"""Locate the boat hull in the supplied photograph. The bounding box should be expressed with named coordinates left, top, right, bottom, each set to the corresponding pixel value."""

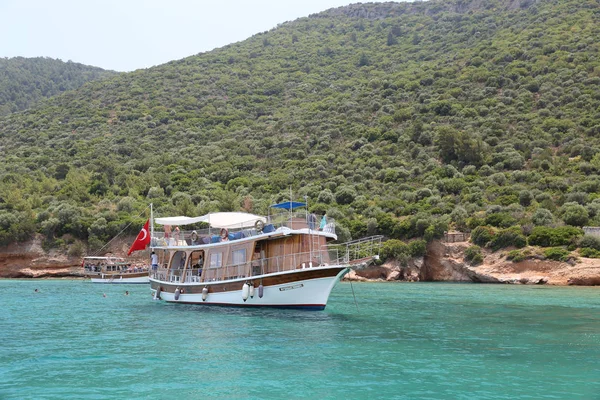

left=89, top=274, right=149, bottom=284
left=150, top=266, right=349, bottom=310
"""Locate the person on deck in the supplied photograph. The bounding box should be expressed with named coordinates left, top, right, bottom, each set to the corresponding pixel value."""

left=151, top=251, right=159, bottom=271
left=319, top=213, right=327, bottom=231
left=308, top=212, right=317, bottom=230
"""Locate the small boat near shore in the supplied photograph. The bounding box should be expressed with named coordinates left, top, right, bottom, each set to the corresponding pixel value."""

left=149, top=202, right=382, bottom=310
left=83, top=256, right=149, bottom=284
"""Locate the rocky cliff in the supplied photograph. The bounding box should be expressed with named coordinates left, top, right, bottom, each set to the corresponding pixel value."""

left=0, top=235, right=80, bottom=278
left=348, top=239, right=600, bottom=286
left=0, top=235, right=144, bottom=279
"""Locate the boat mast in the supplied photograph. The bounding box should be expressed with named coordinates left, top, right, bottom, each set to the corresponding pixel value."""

left=289, top=186, right=293, bottom=224
left=150, top=203, right=154, bottom=250
left=306, top=195, right=313, bottom=262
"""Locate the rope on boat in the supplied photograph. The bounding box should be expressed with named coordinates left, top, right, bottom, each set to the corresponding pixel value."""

left=90, top=205, right=150, bottom=257
left=350, top=280, right=359, bottom=313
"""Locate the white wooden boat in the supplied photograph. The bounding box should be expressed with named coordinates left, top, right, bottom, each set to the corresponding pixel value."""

left=83, top=256, right=149, bottom=284
left=149, top=203, right=381, bottom=310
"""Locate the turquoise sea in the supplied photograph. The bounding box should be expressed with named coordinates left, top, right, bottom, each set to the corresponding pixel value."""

left=0, top=280, right=598, bottom=400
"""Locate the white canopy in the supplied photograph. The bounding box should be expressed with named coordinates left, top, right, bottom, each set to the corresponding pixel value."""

left=154, top=212, right=266, bottom=229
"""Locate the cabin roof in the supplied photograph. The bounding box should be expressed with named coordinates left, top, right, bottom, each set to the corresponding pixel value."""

left=270, top=201, right=306, bottom=210
left=154, top=212, right=266, bottom=229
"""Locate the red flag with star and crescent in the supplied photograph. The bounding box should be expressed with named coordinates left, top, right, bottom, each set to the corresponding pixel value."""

left=127, top=219, right=150, bottom=256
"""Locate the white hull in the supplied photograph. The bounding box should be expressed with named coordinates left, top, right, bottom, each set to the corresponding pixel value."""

left=150, top=267, right=349, bottom=310
left=90, top=275, right=149, bottom=284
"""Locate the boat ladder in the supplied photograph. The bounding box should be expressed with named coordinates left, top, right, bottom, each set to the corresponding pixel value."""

left=309, top=233, right=321, bottom=267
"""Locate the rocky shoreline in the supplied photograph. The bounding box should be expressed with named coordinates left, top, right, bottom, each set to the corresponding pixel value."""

left=2, top=236, right=600, bottom=285
left=347, top=239, right=600, bottom=286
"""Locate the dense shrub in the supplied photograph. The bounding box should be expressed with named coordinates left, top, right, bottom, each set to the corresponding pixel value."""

left=531, top=208, right=554, bottom=226
left=335, top=186, right=357, bottom=205
left=579, top=247, right=600, bottom=258
left=578, top=235, right=600, bottom=251
left=464, top=245, right=483, bottom=265
left=506, top=249, right=528, bottom=262
left=519, top=190, right=533, bottom=207
left=408, top=240, right=427, bottom=257
left=485, top=212, right=517, bottom=228
left=0, top=210, right=36, bottom=245
left=381, top=239, right=409, bottom=261
left=559, top=202, right=589, bottom=226
left=543, top=247, right=570, bottom=262
left=471, top=225, right=495, bottom=247
left=466, top=216, right=485, bottom=230
left=528, top=226, right=583, bottom=247
left=489, top=226, right=526, bottom=251
left=450, top=206, right=468, bottom=230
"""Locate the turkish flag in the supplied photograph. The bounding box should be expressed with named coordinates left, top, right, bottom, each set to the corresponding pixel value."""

left=127, top=219, right=150, bottom=256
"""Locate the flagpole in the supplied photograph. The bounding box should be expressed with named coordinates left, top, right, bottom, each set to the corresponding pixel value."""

left=150, top=203, right=154, bottom=250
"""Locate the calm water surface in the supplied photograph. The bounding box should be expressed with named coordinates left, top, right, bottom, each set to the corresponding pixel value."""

left=0, top=280, right=598, bottom=399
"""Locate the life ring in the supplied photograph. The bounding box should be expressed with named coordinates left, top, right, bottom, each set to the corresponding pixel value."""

left=255, top=220, right=264, bottom=232
left=220, top=228, right=229, bottom=239
left=191, top=231, right=198, bottom=242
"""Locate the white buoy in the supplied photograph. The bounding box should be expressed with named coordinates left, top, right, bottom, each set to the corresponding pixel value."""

left=258, top=284, right=264, bottom=298
left=202, top=287, right=208, bottom=301
left=242, top=283, right=250, bottom=301
left=174, top=288, right=181, bottom=301
left=249, top=284, right=255, bottom=299
left=153, top=287, right=162, bottom=300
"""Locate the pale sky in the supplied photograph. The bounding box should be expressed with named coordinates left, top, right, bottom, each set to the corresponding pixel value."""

left=0, top=0, right=371, bottom=72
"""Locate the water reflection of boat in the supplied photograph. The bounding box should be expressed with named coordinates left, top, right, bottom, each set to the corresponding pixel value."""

left=83, top=256, right=149, bottom=284
left=149, top=202, right=382, bottom=310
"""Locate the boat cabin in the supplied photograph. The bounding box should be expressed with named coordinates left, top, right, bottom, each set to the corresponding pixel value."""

left=150, top=204, right=340, bottom=284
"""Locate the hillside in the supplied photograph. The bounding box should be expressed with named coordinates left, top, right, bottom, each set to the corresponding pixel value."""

left=0, top=57, right=118, bottom=116
left=0, top=0, right=600, bottom=262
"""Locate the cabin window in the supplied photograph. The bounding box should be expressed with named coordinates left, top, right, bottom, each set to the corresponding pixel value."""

left=209, top=252, right=223, bottom=268
left=190, top=250, right=205, bottom=268
left=173, top=251, right=187, bottom=269
left=232, top=249, right=246, bottom=266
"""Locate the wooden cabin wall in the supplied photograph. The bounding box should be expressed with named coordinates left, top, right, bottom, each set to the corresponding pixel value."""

left=263, top=235, right=331, bottom=272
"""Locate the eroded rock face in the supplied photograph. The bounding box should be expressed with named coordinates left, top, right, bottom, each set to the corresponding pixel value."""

left=421, top=240, right=475, bottom=282
left=0, top=236, right=81, bottom=278
left=0, top=234, right=140, bottom=279
left=349, top=257, right=423, bottom=282
left=568, top=277, right=600, bottom=286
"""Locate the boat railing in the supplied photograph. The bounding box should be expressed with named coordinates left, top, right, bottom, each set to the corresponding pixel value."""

left=83, top=265, right=148, bottom=274
left=150, top=214, right=336, bottom=247
left=150, top=247, right=341, bottom=284
left=328, top=235, right=384, bottom=265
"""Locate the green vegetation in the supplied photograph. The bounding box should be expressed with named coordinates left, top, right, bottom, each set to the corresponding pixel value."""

left=464, top=245, right=483, bottom=265
left=0, top=0, right=600, bottom=257
left=578, top=235, right=600, bottom=251
left=527, top=226, right=583, bottom=247
left=489, top=226, right=526, bottom=251
left=0, top=57, right=118, bottom=116
left=471, top=226, right=495, bottom=247
left=543, top=247, right=571, bottom=262
left=506, top=249, right=527, bottom=263
left=579, top=247, right=600, bottom=258
left=381, top=238, right=426, bottom=264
